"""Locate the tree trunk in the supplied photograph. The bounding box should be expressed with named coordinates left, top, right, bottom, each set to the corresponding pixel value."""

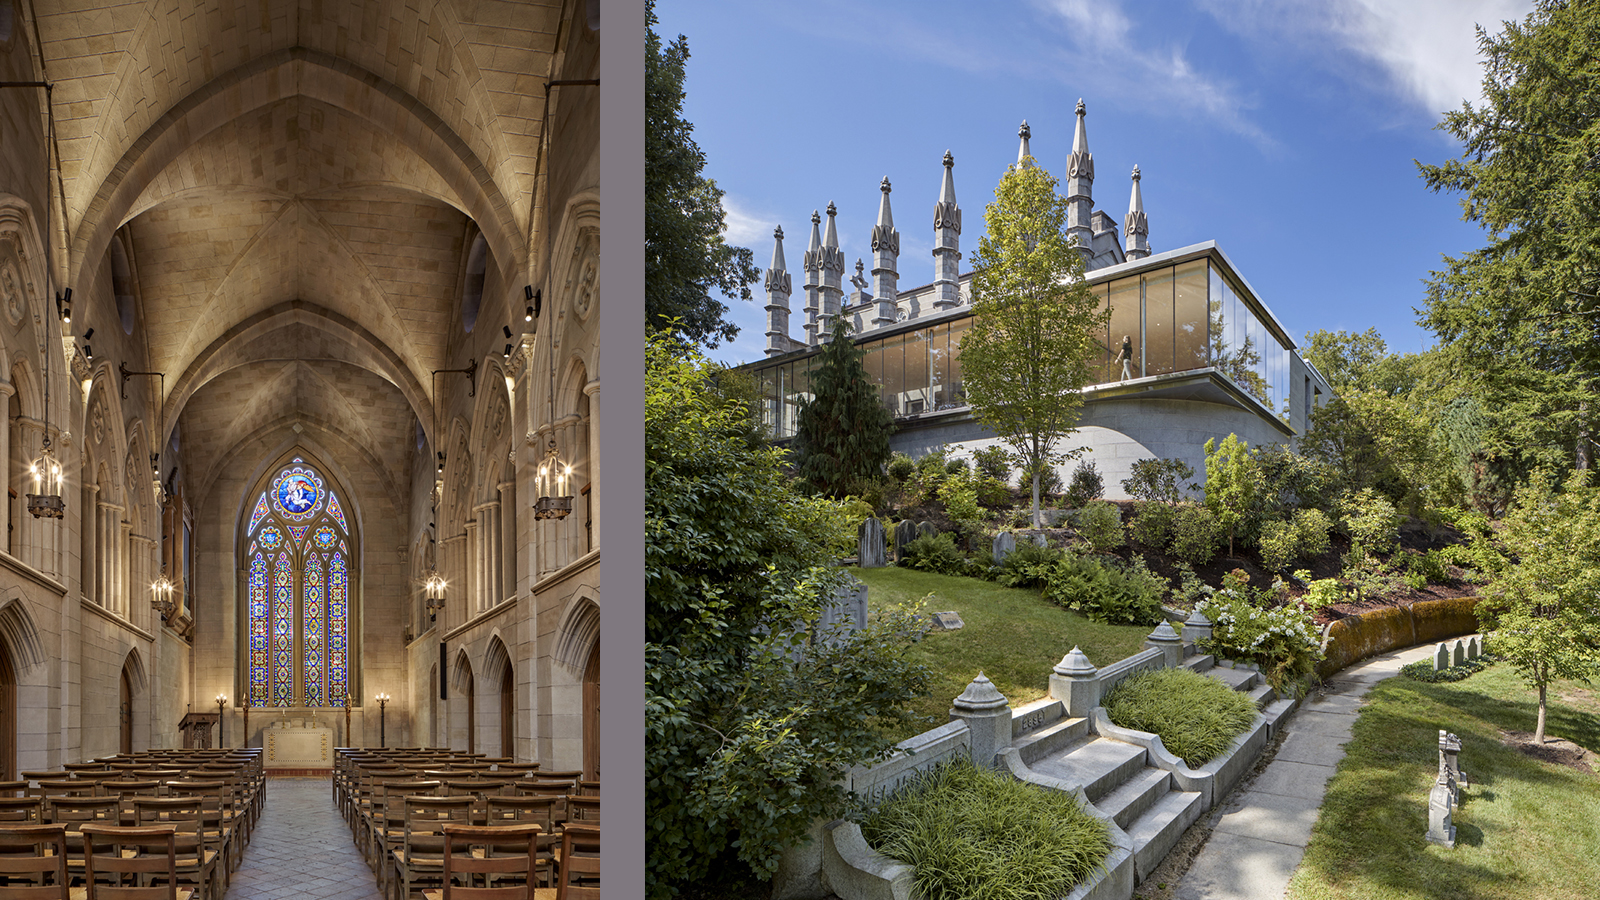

left=1536, top=664, right=1548, bottom=745
left=1032, top=471, right=1042, bottom=531
left=1578, top=397, right=1591, bottom=472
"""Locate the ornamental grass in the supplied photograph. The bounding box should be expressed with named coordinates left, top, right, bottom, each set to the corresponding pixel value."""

left=860, top=756, right=1110, bottom=900
left=1103, top=667, right=1258, bottom=766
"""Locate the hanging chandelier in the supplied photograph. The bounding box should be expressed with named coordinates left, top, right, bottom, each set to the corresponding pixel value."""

left=534, top=440, right=572, bottom=519
left=423, top=570, right=446, bottom=621
left=26, top=436, right=63, bottom=518
left=151, top=575, right=176, bottom=619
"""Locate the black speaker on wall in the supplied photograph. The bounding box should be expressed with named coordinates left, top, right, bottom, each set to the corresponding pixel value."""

left=440, top=641, right=448, bottom=700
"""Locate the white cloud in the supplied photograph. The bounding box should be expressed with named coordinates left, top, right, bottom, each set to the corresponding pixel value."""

left=719, top=194, right=774, bottom=248
left=1029, top=0, right=1274, bottom=146
left=1197, top=0, right=1533, bottom=117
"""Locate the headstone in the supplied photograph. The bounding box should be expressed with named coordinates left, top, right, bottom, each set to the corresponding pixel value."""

left=917, top=521, right=938, bottom=541
left=1439, top=730, right=1466, bottom=787
left=1466, top=635, right=1482, bottom=659
left=892, top=520, right=917, bottom=561
left=1434, top=643, right=1451, bottom=672
left=1022, top=531, right=1048, bottom=548
left=858, top=517, right=886, bottom=568
left=818, top=575, right=869, bottom=644
left=1451, top=640, right=1466, bottom=668
left=992, top=532, right=1017, bottom=565
left=930, top=611, right=964, bottom=631
left=1426, top=781, right=1456, bottom=848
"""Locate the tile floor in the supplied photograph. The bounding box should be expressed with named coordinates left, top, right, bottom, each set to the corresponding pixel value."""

left=225, top=777, right=384, bottom=900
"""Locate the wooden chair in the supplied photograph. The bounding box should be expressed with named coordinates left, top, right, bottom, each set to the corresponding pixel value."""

left=0, top=823, right=68, bottom=898
left=128, top=798, right=218, bottom=900
left=388, top=796, right=475, bottom=900
left=484, top=798, right=558, bottom=888
left=0, top=800, right=41, bottom=826
left=365, top=780, right=440, bottom=886
left=419, top=824, right=542, bottom=900
left=562, top=797, right=598, bottom=829
left=572, top=782, right=598, bottom=798
left=79, top=824, right=194, bottom=900
left=0, top=785, right=26, bottom=800
left=162, top=783, right=237, bottom=885
left=551, top=825, right=598, bottom=900
left=44, top=795, right=123, bottom=878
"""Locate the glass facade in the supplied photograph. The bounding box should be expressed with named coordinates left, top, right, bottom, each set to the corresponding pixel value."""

left=749, top=256, right=1292, bottom=439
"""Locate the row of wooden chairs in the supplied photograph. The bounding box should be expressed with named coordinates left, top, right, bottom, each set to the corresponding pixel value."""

left=333, top=749, right=597, bottom=899
left=0, top=822, right=199, bottom=899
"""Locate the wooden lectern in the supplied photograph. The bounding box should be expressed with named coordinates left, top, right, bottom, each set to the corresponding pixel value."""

left=179, top=712, right=220, bottom=749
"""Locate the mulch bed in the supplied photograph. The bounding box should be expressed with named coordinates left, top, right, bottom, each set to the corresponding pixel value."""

left=1501, top=731, right=1599, bottom=777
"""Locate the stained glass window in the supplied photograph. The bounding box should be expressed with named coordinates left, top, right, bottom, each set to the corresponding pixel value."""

left=244, top=457, right=355, bottom=706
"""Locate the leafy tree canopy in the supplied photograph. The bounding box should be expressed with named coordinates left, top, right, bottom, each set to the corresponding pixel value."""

left=645, top=333, right=928, bottom=898
left=1418, top=0, right=1600, bottom=474
left=645, top=1, right=760, bottom=348
left=794, top=317, right=896, bottom=497
left=961, top=159, right=1107, bottom=529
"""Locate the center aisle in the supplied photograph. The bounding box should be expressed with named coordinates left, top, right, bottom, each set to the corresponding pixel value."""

left=226, top=777, right=384, bottom=900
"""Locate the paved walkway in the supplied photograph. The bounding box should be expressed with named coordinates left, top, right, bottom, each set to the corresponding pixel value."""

left=1174, top=643, right=1437, bottom=900
left=226, top=777, right=383, bottom=900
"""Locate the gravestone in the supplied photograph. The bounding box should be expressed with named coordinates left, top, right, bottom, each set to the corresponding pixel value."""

left=992, top=532, right=1016, bottom=565
left=1434, top=643, right=1451, bottom=672
left=917, top=521, right=938, bottom=541
left=858, top=517, right=886, bottom=568
left=817, top=575, right=869, bottom=647
left=1451, top=639, right=1466, bottom=668
left=930, top=611, right=965, bottom=631
left=893, top=520, right=918, bottom=562
left=1426, top=729, right=1464, bottom=848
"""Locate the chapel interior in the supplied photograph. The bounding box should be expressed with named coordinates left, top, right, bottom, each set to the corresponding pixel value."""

left=0, top=0, right=600, bottom=794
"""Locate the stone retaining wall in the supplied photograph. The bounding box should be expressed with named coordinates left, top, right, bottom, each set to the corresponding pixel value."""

left=1315, top=596, right=1479, bottom=679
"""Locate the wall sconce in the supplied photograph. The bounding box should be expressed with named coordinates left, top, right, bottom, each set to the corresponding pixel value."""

left=534, top=440, right=573, bottom=520
left=56, top=288, right=71, bottom=323
left=151, top=576, right=176, bottom=619
left=423, top=571, right=446, bottom=622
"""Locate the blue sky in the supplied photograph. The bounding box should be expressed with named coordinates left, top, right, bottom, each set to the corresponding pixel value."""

left=652, top=0, right=1533, bottom=367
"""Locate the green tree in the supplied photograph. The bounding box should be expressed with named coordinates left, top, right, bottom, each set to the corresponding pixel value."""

left=1204, top=433, right=1257, bottom=557
left=645, top=1, right=760, bottom=348
left=960, top=158, right=1107, bottom=529
left=646, top=334, right=928, bottom=899
left=1301, top=328, right=1423, bottom=398
left=793, top=317, right=895, bottom=497
left=1418, top=0, right=1600, bottom=477
left=1479, top=471, right=1600, bottom=744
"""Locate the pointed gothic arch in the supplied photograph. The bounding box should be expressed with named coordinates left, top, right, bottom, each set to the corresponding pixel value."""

left=236, top=449, right=361, bottom=707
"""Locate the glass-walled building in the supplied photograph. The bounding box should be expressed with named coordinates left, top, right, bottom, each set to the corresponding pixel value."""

left=749, top=243, right=1295, bottom=440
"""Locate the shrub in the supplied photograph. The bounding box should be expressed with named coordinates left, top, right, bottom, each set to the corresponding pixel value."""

left=972, top=446, right=1012, bottom=484
left=900, top=533, right=967, bottom=576
left=1169, top=504, right=1222, bottom=566
left=996, top=540, right=1062, bottom=590
left=942, top=475, right=984, bottom=534
left=917, top=446, right=953, bottom=477
left=1338, top=488, right=1400, bottom=555
left=1043, top=554, right=1163, bottom=626
left=1121, top=457, right=1197, bottom=504
left=1292, top=507, right=1332, bottom=558
left=1022, top=459, right=1063, bottom=498
left=860, top=756, right=1110, bottom=900
left=1197, top=592, right=1322, bottom=697
left=1257, top=519, right=1298, bottom=574
left=1103, top=668, right=1259, bottom=766
left=1400, top=655, right=1495, bottom=683
left=887, top=453, right=916, bottom=482
left=1294, top=570, right=1346, bottom=611
left=1076, top=501, right=1125, bottom=552
left=1064, top=461, right=1105, bottom=509
left=1340, top=547, right=1399, bottom=601
left=1128, top=501, right=1176, bottom=549
left=1170, top=563, right=1213, bottom=608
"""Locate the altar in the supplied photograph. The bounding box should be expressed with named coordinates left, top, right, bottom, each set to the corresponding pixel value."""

left=263, top=717, right=333, bottom=769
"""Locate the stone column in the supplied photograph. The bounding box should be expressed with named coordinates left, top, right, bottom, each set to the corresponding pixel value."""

left=584, top=380, right=599, bottom=549
left=1050, top=647, right=1100, bottom=718
left=498, top=480, right=517, bottom=601
left=950, top=672, right=1011, bottom=769
left=0, top=380, right=12, bottom=553
left=463, top=519, right=481, bottom=614
left=118, top=518, right=133, bottom=617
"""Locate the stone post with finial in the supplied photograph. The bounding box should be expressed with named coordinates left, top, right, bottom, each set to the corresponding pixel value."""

left=765, top=225, right=793, bottom=356
left=950, top=671, right=1012, bottom=769
left=933, top=151, right=962, bottom=311
left=1050, top=647, right=1101, bottom=718
left=1125, top=164, right=1150, bottom=260
left=871, top=178, right=900, bottom=328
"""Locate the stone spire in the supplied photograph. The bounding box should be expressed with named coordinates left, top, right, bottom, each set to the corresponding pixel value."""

left=802, top=210, right=823, bottom=346
left=1124, top=165, right=1149, bottom=261
left=817, top=202, right=846, bottom=342
left=871, top=178, right=900, bottom=328
left=933, top=150, right=963, bottom=311
left=1065, top=99, right=1095, bottom=263
left=764, top=225, right=794, bottom=356
left=1017, top=120, right=1033, bottom=167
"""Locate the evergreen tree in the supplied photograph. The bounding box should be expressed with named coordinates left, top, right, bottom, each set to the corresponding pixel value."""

left=645, top=1, right=760, bottom=348
left=793, top=317, right=895, bottom=497
left=961, top=158, right=1107, bottom=529
left=1418, top=0, right=1600, bottom=477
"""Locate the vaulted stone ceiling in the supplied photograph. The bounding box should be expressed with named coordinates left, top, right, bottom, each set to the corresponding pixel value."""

left=31, top=0, right=568, bottom=500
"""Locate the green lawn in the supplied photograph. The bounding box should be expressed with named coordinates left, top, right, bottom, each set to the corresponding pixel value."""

left=850, top=566, right=1153, bottom=742
left=1287, top=664, right=1600, bottom=900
